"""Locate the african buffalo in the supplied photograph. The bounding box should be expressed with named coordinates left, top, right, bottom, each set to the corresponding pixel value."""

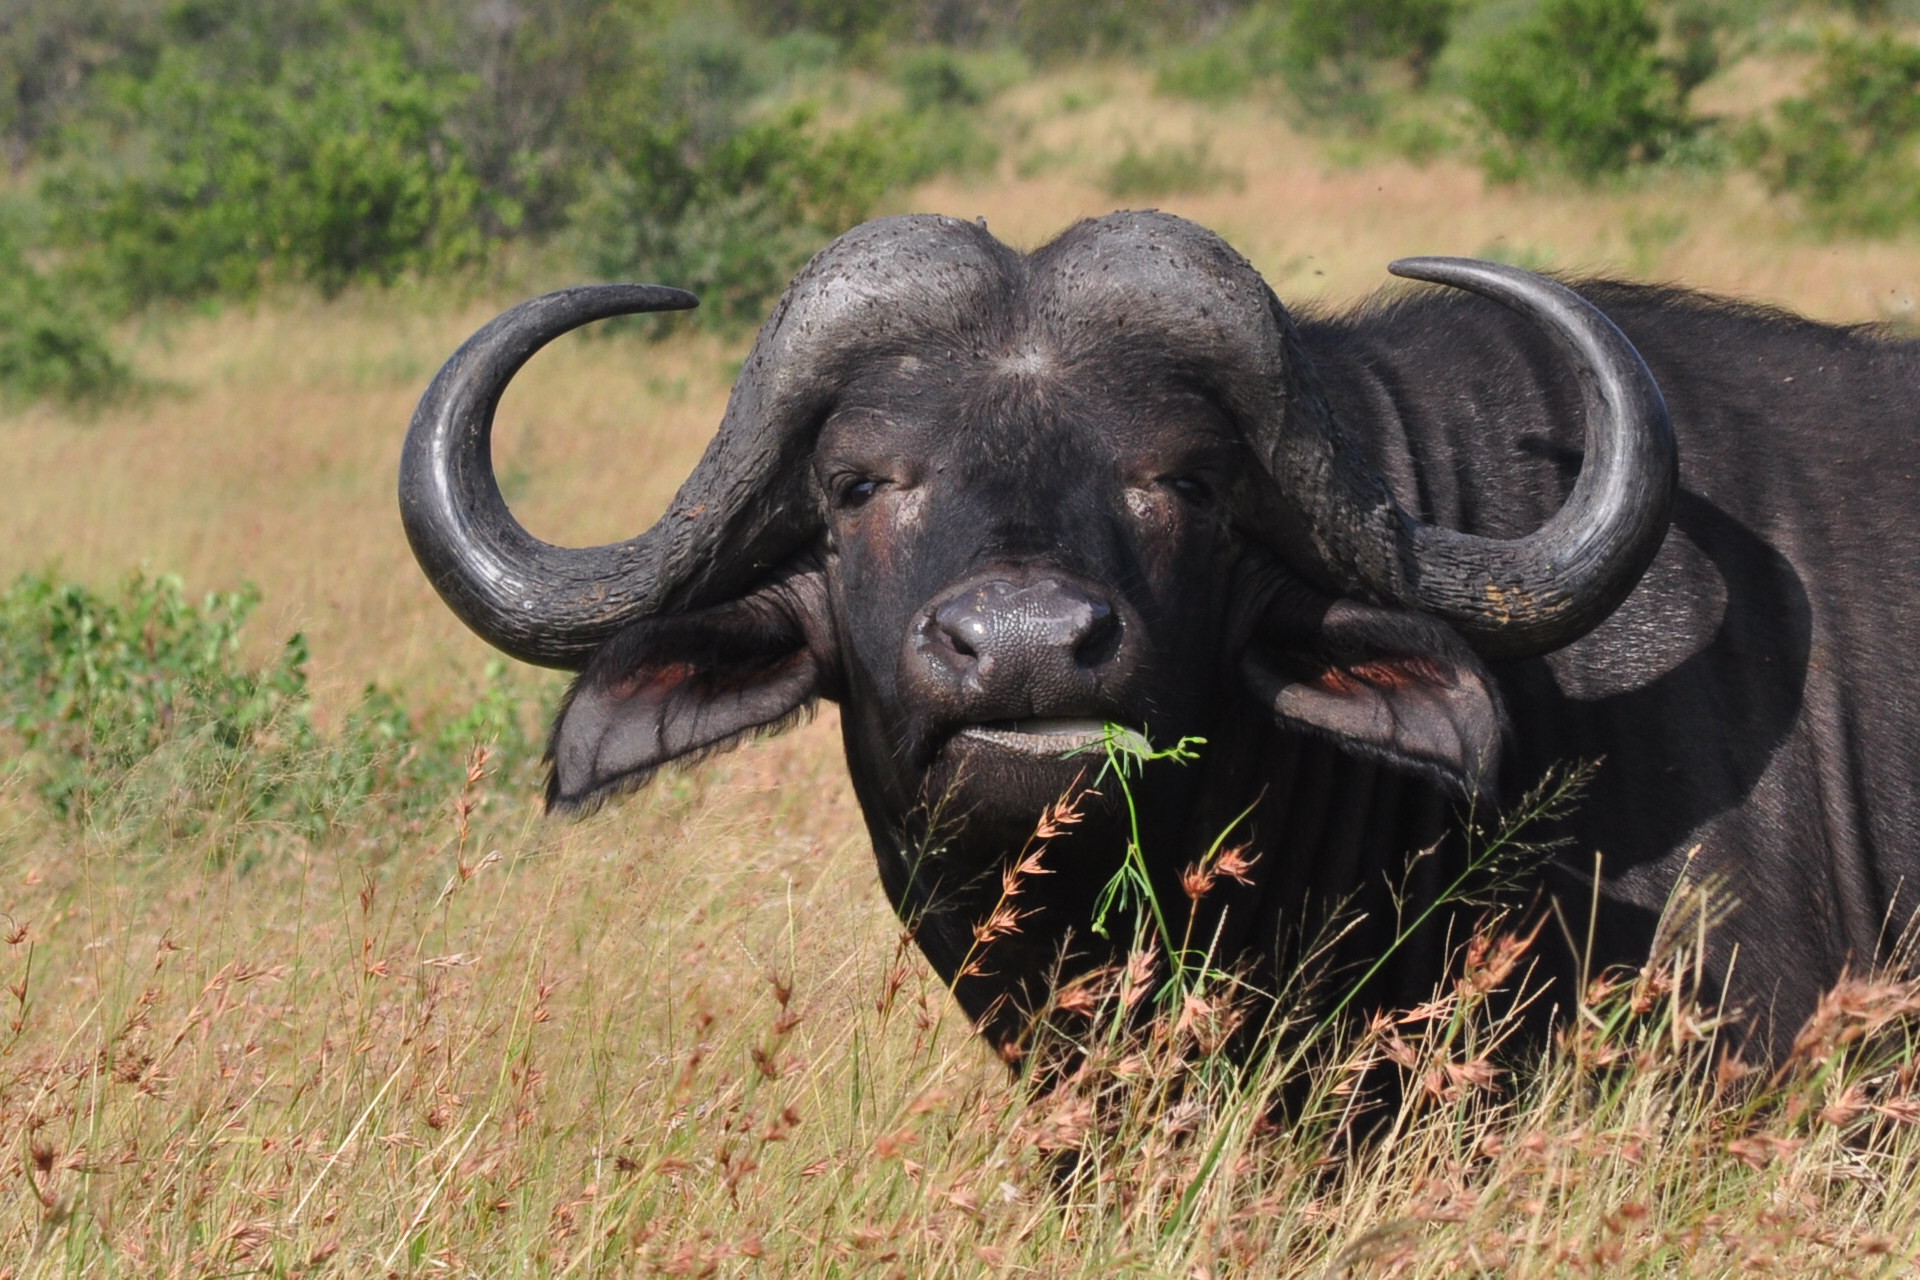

left=401, top=211, right=1920, bottom=1061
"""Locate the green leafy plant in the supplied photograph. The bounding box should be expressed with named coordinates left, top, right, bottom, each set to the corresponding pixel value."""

left=1467, top=0, right=1699, bottom=181
left=896, top=45, right=987, bottom=112
left=45, top=37, right=486, bottom=309
left=0, top=572, right=306, bottom=820
left=741, top=0, right=914, bottom=48
left=1744, top=31, right=1920, bottom=235
left=0, top=218, right=128, bottom=406
left=0, top=571, right=540, bottom=844
left=1079, top=726, right=1206, bottom=952
left=572, top=106, right=889, bottom=332
left=575, top=93, right=990, bottom=333
left=8, top=1, right=1008, bottom=345
left=1067, top=727, right=1270, bottom=1011
left=1284, top=0, right=1454, bottom=87
left=1016, top=0, right=1191, bottom=63
left=1156, top=1, right=1449, bottom=128
left=1154, top=7, right=1293, bottom=103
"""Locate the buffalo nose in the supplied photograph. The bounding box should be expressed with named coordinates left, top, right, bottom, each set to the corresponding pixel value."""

left=913, top=577, right=1129, bottom=711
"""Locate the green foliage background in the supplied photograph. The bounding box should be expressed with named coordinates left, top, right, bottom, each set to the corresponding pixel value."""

left=5, top=0, right=1920, bottom=405
left=0, top=571, right=542, bottom=848
left=1744, top=30, right=1920, bottom=232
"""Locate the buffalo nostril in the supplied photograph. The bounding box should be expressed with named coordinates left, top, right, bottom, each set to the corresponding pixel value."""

left=1073, top=602, right=1120, bottom=669
left=932, top=597, right=990, bottom=662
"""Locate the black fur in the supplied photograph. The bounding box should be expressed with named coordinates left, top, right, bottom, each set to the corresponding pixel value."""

left=545, top=224, right=1920, bottom=1064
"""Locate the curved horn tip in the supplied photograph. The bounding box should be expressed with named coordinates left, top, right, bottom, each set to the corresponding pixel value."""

left=1379, top=255, right=1676, bottom=658
left=1387, top=256, right=1544, bottom=290
left=399, top=280, right=712, bottom=670
left=562, top=283, right=699, bottom=312
left=640, top=286, right=699, bottom=311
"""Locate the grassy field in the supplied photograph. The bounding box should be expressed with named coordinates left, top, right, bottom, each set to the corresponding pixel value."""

left=5, top=64, right=1920, bottom=1276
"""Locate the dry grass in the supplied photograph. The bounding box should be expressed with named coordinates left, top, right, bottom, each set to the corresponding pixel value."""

left=5, top=754, right=1919, bottom=1276
left=5, top=60, right=1920, bottom=1277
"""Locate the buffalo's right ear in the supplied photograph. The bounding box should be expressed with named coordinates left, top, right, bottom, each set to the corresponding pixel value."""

left=1239, top=582, right=1505, bottom=801
left=546, top=568, right=835, bottom=813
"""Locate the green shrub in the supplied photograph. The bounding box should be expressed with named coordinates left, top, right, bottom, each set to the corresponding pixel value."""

left=575, top=87, right=994, bottom=333
left=0, top=573, right=307, bottom=820
left=1284, top=0, right=1454, bottom=86
left=891, top=47, right=1001, bottom=179
left=44, top=37, right=486, bottom=309
left=1466, top=0, right=1698, bottom=181
left=741, top=0, right=914, bottom=47
left=1154, top=8, right=1293, bottom=102
left=0, top=0, right=166, bottom=168
left=0, top=571, right=541, bottom=842
left=1745, top=32, right=1920, bottom=235
left=367, top=0, right=675, bottom=241
left=1016, top=0, right=1195, bottom=62
left=1155, top=0, right=1450, bottom=115
left=572, top=107, right=885, bottom=332
left=11, top=1, right=1004, bottom=330
left=1157, top=40, right=1258, bottom=102
left=1155, top=2, right=1443, bottom=130
left=0, top=220, right=128, bottom=406
left=896, top=45, right=986, bottom=111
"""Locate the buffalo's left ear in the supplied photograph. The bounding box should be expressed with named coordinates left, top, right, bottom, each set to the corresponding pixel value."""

left=547, top=568, right=835, bottom=813
left=1240, top=588, right=1505, bottom=800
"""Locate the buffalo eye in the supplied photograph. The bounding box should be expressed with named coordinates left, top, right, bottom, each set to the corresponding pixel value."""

left=1162, top=475, right=1214, bottom=507
left=835, top=476, right=883, bottom=510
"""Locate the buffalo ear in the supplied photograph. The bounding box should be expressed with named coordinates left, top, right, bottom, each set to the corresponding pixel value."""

left=1240, top=592, right=1504, bottom=800
left=546, top=569, right=834, bottom=813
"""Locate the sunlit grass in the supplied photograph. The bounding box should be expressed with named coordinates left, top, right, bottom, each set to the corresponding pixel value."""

left=5, top=737, right=1919, bottom=1274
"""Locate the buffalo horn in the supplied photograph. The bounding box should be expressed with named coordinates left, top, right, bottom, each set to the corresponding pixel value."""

left=400, top=217, right=1014, bottom=669
left=1373, top=258, right=1678, bottom=658
left=400, top=285, right=715, bottom=669
left=1232, top=250, right=1675, bottom=660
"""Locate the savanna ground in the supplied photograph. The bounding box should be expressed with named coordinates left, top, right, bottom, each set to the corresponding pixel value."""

left=7, top=56, right=1920, bottom=1278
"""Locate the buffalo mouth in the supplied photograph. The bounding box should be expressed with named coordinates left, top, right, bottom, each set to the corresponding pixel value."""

left=910, top=713, right=1177, bottom=847
left=920, top=716, right=1126, bottom=845
left=952, top=717, right=1118, bottom=757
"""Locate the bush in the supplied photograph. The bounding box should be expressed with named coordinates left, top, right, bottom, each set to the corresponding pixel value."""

left=896, top=45, right=987, bottom=111
left=0, top=571, right=540, bottom=841
left=1284, top=0, right=1454, bottom=86
left=572, top=106, right=889, bottom=332
left=1745, top=32, right=1920, bottom=235
left=0, top=0, right=166, bottom=168
left=1467, top=0, right=1697, bottom=181
left=890, top=47, right=1002, bottom=177
left=0, top=573, right=308, bottom=821
left=1154, top=7, right=1292, bottom=102
left=9, top=0, right=1008, bottom=339
left=43, top=37, right=486, bottom=308
left=1154, top=2, right=1443, bottom=130
left=742, top=0, right=915, bottom=47
left=1016, top=0, right=1199, bottom=62
left=574, top=53, right=996, bottom=334
left=0, top=219, right=128, bottom=406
